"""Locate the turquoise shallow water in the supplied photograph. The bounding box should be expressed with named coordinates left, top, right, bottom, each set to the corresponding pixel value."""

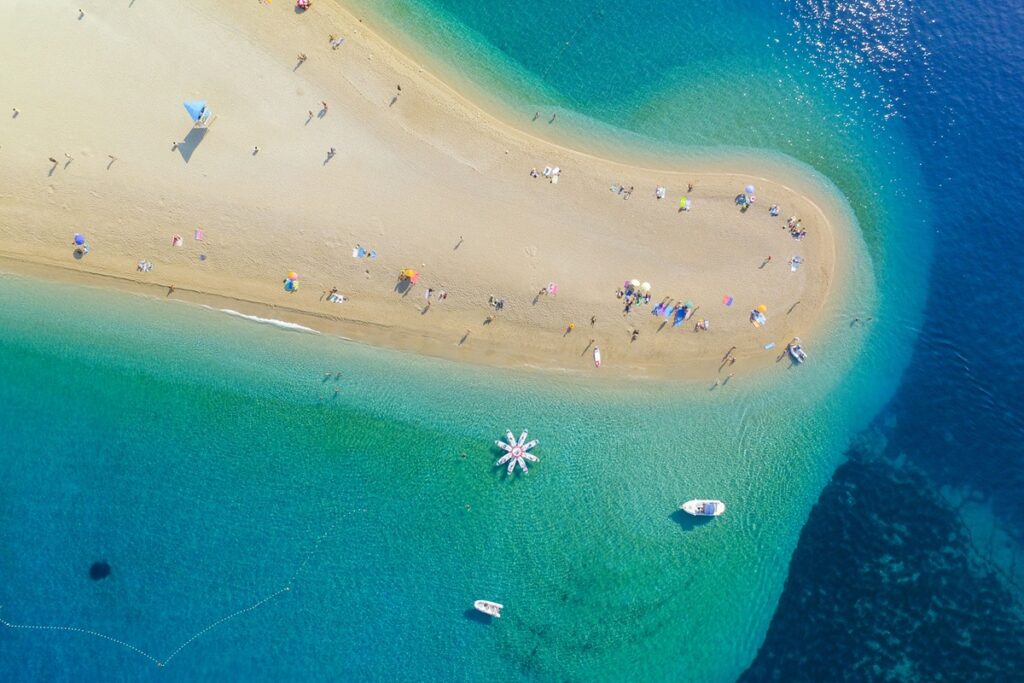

left=1, top=1, right=936, bottom=680
left=3, top=264, right=879, bottom=681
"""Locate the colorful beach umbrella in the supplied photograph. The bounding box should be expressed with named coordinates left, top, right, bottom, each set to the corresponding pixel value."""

left=73, top=233, right=85, bottom=245
left=287, top=271, right=299, bottom=281
left=723, top=295, right=734, bottom=306
left=684, top=300, right=695, bottom=309
left=401, top=268, right=420, bottom=284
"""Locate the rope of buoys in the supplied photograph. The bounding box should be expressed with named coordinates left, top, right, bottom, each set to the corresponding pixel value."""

left=539, top=1, right=610, bottom=82
left=0, top=507, right=368, bottom=668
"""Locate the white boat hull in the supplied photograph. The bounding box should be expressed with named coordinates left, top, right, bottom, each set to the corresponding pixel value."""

left=473, top=600, right=503, bottom=618
left=680, top=499, right=726, bottom=517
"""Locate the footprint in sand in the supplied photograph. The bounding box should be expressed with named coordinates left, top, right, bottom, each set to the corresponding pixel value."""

left=524, top=245, right=538, bottom=257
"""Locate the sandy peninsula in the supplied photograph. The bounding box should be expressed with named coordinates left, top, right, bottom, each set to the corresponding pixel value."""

left=0, top=0, right=858, bottom=380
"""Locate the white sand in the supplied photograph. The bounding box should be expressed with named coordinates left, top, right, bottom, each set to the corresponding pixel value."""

left=0, top=0, right=858, bottom=379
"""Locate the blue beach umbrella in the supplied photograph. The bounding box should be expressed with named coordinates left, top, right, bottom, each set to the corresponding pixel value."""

left=745, top=184, right=755, bottom=194
left=73, top=233, right=85, bottom=245
left=183, top=100, right=208, bottom=123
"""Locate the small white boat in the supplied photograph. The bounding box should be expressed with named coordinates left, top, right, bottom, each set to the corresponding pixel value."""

left=473, top=600, right=503, bottom=618
left=594, top=346, right=601, bottom=368
left=680, top=499, right=726, bottom=517
left=787, top=338, right=808, bottom=364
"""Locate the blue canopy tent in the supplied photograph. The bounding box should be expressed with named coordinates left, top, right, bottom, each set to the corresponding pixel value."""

left=183, top=99, right=209, bottom=126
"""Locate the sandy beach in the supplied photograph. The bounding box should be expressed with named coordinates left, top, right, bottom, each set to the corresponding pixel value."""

left=0, top=0, right=859, bottom=380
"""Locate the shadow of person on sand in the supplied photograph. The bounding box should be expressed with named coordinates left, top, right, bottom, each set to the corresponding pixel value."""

left=177, top=127, right=208, bottom=163
left=669, top=509, right=717, bottom=531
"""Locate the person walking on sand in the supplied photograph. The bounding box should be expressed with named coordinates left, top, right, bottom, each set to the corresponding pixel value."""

left=761, top=255, right=772, bottom=268
left=590, top=315, right=596, bottom=326
left=321, top=101, right=328, bottom=114
left=425, top=288, right=433, bottom=301
left=297, top=53, right=307, bottom=63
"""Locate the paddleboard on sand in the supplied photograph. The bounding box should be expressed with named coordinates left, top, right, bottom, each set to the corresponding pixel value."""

left=594, top=347, right=602, bottom=368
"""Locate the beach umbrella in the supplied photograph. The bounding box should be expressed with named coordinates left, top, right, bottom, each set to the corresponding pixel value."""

left=547, top=282, right=559, bottom=295
left=629, top=279, right=641, bottom=288
left=183, top=99, right=208, bottom=123
left=401, top=268, right=420, bottom=284
left=287, top=271, right=299, bottom=281
left=73, top=233, right=85, bottom=245
left=679, top=197, right=687, bottom=208
left=745, top=184, right=755, bottom=194
left=684, top=300, right=695, bottom=309
left=640, top=282, right=651, bottom=293
left=722, top=295, right=734, bottom=306
left=756, top=304, right=768, bottom=313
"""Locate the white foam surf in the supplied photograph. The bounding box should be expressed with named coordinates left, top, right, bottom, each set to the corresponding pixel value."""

left=216, top=308, right=320, bottom=334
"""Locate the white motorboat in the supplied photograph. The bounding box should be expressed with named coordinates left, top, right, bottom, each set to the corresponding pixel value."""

left=473, top=600, right=503, bottom=618
left=680, top=499, right=726, bottom=517
left=787, top=338, right=808, bottom=364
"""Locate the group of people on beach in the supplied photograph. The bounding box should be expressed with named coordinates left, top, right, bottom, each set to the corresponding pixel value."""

left=786, top=216, right=808, bottom=240
left=615, top=284, right=652, bottom=315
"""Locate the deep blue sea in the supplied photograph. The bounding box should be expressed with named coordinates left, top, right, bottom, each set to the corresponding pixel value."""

left=2, top=0, right=1022, bottom=680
